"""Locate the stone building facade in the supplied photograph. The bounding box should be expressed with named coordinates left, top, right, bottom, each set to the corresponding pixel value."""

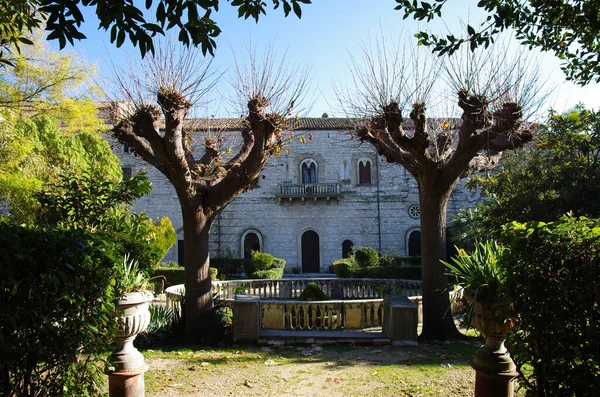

left=112, top=117, right=481, bottom=273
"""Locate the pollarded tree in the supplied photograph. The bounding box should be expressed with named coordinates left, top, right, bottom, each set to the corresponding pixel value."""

left=111, top=43, right=309, bottom=343
left=339, top=38, right=545, bottom=340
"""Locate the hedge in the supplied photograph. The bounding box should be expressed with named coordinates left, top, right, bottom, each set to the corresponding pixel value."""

left=210, top=257, right=246, bottom=277
left=352, top=265, right=421, bottom=280
left=245, top=251, right=286, bottom=279
left=151, top=266, right=219, bottom=291
left=0, top=225, right=119, bottom=396
left=354, top=246, right=379, bottom=268
left=378, top=255, right=421, bottom=267
left=331, top=258, right=356, bottom=278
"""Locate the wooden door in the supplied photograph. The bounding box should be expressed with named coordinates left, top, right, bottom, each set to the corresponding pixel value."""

left=301, top=230, right=320, bottom=273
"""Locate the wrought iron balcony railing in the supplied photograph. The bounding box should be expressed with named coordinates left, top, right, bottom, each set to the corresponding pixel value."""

left=276, top=183, right=342, bottom=200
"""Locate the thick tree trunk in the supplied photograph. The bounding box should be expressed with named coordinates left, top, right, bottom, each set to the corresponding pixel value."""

left=418, top=176, right=463, bottom=341
left=181, top=203, right=214, bottom=345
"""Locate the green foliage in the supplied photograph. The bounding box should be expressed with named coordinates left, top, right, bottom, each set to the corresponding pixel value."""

left=378, top=255, right=421, bottom=267
left=0, top=0, right=38, bottom=67
left=151, top=266, right=185, bottom=289
left=354, top=246, right=379, bottom=268
left=38, top=170, right=150, bottom=229
left=36, top=169, right=174, bottom=272
left=0, top=116, right=120, bottom=223
left=210, top=257, right=246, bottom=277
left=297, top=282, right=330, bottom=301
left=0, top=224, right=119, bottom=396
left=353, top=265, right=422, bottom=280
left=396, top=0, right=600, bottom=83
left=210, top=267, right=218, bottom=282
left=244, top=251, right=285, bottom=279
left=4, top=0, right=310, bottom=61
left=501, top=215, right=600, bottom=396
left=0, top=33, right=104, bottom=132
left=331, top=258, right=356, bottom=278
left=153, top=217, right=177, bottom=257
left=114, top=254, right=153, bottom=296
left=333, top=254, right=421, bottom=279
left=146, top=305, right=178, bottom=335
left=442, top=241, right=506, bottom=304
left=245, top=251, right=273, bottom=272
left=442, top=241, right=508, bottom=327
left=469, top=107, right=600, bottom=240
left=448, top=204, right=493, bottom=251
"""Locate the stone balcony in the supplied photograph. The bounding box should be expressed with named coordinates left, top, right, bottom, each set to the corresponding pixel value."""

left=276, top=183, right=342, bottom=201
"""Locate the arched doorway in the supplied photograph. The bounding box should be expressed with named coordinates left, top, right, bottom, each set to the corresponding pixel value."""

left=301, top=230, right=320, bottom=273
left=243, top=232, right=261, bottom=260
left=408, top=230, right=421, bottom=257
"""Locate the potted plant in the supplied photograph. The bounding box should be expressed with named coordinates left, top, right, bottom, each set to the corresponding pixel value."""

left=443, top=240, right=517, bottom=397
left=109, top=255, right=154, bottom=373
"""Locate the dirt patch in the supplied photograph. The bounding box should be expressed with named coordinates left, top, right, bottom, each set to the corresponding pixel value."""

left=142, top=342, right=523, bottom=397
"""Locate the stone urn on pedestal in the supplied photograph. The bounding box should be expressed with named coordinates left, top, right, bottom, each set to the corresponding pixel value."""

left=469, top=298, right=517, bottom=397
left=108, top=256, right=154, bottom=397
left=443, top=241, right=517, bottom=397
left=108, top=291, right=152, bottom=397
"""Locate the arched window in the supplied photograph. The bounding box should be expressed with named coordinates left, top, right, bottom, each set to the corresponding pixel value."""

left=241, top=230, right=262, bottom=260
left=342, top=240, right=354, bottom=258
left=408, top=230, right=421, bottom=257
left=301, top=159, right=317, bottom=184
left=358, top=159, right=372, bottom=185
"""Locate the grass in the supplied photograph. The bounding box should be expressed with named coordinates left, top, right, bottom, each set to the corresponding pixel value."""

left=140, top=338, right=526, bottom=397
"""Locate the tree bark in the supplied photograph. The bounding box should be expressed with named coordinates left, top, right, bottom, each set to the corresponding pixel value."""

left=180, top=202, right=214, bottom=344
left=418, top=173, right=463, bottom=341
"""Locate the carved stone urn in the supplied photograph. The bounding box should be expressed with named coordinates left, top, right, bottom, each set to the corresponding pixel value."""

left=108, top=291, right=153, bottom=397
left=469, top=296, right=518, bottom=397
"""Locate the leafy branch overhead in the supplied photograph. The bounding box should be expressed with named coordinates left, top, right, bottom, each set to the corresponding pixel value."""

left=396, top=0, right=600, bottom=84
left=2, top=0, right=312, bottom=64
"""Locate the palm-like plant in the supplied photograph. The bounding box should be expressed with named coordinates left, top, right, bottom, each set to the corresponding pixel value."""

left=114, top=254, right=152, bottom=297
left=442, top=240, right=509, bottom=326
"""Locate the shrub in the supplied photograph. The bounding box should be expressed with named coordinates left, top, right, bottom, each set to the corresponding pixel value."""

left=331, top=258, right=356, bottom=278
left=210, top=257, right=246, bottom=277
left=353, top=265, right=421, bottom=280
left=0, top=225, right=119, bottom=397
left=210, top=267, right=218, bottom=281
left=354, top=246, right=379, bottom=268
left=151, top=266, right=220, bottom=292
left=37, top=170, right=175, bottom=273
left=379, top=255, right=421, bottom=267
left=151, top=266, right=185, bottom=288
left=501, top=215, right=600, bottom=396
left=245, top=251, right=285, bottom=279
left=297, top=283, right=330, bottom=301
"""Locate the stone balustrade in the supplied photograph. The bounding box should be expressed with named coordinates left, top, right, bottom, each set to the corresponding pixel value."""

left=211, top=278, right=423, bottom=300
left=165, top=279, right=462, bottom=344
left=261, top=299, right=384, bottom=331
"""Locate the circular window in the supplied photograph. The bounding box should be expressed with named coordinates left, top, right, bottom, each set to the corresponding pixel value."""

left=408, top=204, right=420, bottom=219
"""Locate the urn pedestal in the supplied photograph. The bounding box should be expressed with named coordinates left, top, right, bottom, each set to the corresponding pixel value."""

left=108, top=292, right=152, bottom=397
left=471, top=301, right=518, bottom=397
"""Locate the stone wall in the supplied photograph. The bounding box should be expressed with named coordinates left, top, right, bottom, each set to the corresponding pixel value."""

left=110, top=125, right=481, bottom=272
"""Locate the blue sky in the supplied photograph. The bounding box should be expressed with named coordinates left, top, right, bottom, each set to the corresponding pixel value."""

left=65, top=0, right=600, bottom=118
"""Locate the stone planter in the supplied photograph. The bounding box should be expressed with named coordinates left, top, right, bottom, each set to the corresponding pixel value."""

left=108, top=291, right=153, bottom=397
left=468, top=296, right=518, bottom=397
